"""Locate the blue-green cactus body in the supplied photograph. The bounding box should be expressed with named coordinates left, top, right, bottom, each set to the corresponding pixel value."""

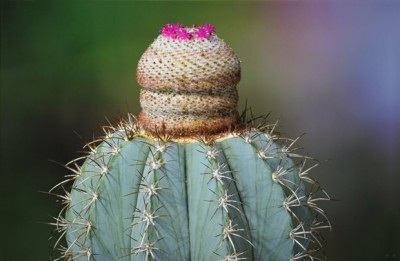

left=64, top=127, right=315, bottom=261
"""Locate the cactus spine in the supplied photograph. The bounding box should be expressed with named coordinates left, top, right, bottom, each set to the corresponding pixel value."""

left=50, top=24, right=330, bottom=261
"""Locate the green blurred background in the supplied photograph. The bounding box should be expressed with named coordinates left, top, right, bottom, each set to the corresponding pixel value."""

left=1, top=1, right=399, bottom=260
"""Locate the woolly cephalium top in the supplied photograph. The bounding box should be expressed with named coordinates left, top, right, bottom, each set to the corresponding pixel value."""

left=136, top=24, right=241, bottom=137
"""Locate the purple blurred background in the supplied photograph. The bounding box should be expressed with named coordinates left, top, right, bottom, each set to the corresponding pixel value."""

left=248, top=2, right=400, bottom=259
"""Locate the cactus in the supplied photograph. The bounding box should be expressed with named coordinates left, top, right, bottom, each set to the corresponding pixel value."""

left=50, top=24, right=330, bottom=261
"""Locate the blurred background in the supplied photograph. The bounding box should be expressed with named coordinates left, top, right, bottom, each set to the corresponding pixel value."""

left=1, top=1, right=399, bottom=260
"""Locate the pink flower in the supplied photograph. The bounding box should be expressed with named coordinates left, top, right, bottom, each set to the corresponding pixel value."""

left=201, top=23, right=215, bottom=34
left=194, top=27, right=210, bottom=39
left=160, top=23, right=183, bottom=39
left=160, top=23, right=216, bottom=40
left=193, top=23, right=215, bottom=39
left=176, top=28, right=192, bottom=40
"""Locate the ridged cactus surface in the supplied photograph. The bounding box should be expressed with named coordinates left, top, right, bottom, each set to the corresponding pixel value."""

left=51, top=24, right=330, bottom=261
left=60, top=119, right=326, bottom=261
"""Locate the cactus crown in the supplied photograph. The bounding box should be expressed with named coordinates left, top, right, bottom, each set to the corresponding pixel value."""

left=137, top=23, right=241, bottom=138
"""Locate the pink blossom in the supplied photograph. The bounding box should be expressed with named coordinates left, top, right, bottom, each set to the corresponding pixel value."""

left=194, top=28, right=210, bottom=39
left=201, top=23, right=215, bottom=34
left=160, top=23, right=183, bottom=39
left=160, top=23, right=216, bottom=40
left=193, top=23, right=215, bottom=39
left=176, top=28, right=192, bottom=40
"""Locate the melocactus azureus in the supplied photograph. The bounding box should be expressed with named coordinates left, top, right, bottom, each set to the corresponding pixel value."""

left=50, top=23, right=331, bottom=261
